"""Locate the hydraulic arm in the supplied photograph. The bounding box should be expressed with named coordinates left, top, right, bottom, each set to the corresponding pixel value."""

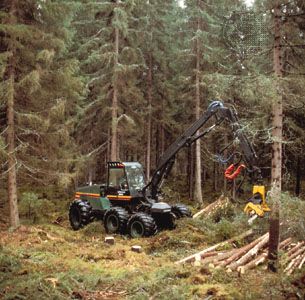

left=143, top=100, right=262, bottom=202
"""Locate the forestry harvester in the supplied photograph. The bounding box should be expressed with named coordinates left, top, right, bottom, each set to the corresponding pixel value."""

left=69, top=101, right=270, bottom=237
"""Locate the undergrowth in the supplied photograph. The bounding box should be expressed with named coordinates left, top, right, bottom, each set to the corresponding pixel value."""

left=0, top=192, right=304, bottom=299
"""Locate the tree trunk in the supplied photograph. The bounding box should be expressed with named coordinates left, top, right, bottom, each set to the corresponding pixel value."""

left=6, top=0, right=20, bottom=229
left=223, top=133, right=228, bottom=192
left=295, top=156, right=301, bottom=196
left=194, top=14, right=203, bottom=204
left=188, top=144, right=194, bottom=200
left=268, top=3, right=283, bottom=272
left=146, top=53, right=153, bottom=180
left=213, top=143, right=218, bottom=192
left=111, top=9, right=119, bottom=161
left=155, top=123, right=159, bottom=169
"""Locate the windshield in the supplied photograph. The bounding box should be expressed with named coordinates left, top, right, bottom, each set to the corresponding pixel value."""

left=125, top=164, right=146, bottom=194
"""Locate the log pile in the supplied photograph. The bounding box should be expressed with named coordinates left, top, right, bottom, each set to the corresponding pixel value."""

left=283, top=241, right=305, bottom=275
left=193, top=195, right=230, bottom=219
left=176, top=231, right=305, bottom=275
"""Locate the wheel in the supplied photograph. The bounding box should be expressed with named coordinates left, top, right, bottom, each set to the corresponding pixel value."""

left=171, top=204, right=192, bottom=218
left=69, top=200, right=93, bottom=230
left=127, top=213, right=157, bottom=238
left=103, top=207, right=129, bottom=234
left=155, top=212, right=176, bottom=230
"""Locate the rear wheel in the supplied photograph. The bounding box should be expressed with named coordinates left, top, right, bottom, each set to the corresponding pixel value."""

left=69, top=200, right=93, bottom=230
left=127, top=213, right=157, bottom=238
left=103, top=207, right=129, bottom=234
left=171, top=204, right=192, bottom=218
left=155, top=212, right=176, bottom=230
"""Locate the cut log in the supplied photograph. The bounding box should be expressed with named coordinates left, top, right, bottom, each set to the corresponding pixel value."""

left=202, top=249, right=238, bottom=266
left=193, top=195, right=228, bottom=219
left=175, top=229, right=253, bottom=264
left=287, top=241, right=304, bottom=257
left=287, top=246, right=305, bottom=262
left=285, top=254, right=303, bottom=275
left=238, top=252, right=268, bottom=274
left=227, top=234, right=269, bottom=271
left=278, top=237, right=292, bottom=250
left=298, top=253, right=305, bottom=269
left=237, top=237, right=293, bottom=274
left=220, top=233, right=268, bottom=267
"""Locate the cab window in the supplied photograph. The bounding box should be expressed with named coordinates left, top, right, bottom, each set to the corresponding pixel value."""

left=108, top=168, right=128, bottom=190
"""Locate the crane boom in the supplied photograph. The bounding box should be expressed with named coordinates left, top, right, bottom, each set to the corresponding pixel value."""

left=143, top=100, right=260, bottom=201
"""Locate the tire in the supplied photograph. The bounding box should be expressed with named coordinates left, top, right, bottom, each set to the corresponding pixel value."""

left=171, top=204, right=192, bottom=218
left=127, top=213, right=157, bottom=238
left=103, top=207, right=129, bottom=234
left=155, top=212, right=176, bottom=230
left=69, top=200, right=93, bottom=230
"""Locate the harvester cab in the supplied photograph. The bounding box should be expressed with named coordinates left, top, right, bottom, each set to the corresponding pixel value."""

left=105, top=162, right=146, bottom=200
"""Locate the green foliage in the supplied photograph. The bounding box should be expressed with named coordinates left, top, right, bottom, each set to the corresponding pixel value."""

left=18, top=192, right=55, bottom=223
left=275, top=193, right=305, bottom=240
left=81, top=221, right=104, bottom=236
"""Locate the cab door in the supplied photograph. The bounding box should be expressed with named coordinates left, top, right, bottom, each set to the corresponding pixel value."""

left=106, top=162, right=129, bottom=201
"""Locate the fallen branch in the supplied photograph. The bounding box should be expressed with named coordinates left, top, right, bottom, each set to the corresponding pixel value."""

left=175, top=229, right=253, bottom=264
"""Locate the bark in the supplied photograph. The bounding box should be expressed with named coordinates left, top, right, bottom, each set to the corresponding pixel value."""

left=146, top=53, right=152, bottom=180
left=268, top=3, right=283, bottom=272
left=194, top=10, right=203, bottom=204
left=110, top=8, right=119, bottom=161
left=6, top=0, right=20, bottom=229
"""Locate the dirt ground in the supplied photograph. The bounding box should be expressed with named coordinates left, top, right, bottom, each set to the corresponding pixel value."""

left=0, top=216, right=304, bottom=300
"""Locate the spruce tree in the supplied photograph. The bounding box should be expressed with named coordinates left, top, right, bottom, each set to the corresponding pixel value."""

left=0, top=0, right=82, bottom=227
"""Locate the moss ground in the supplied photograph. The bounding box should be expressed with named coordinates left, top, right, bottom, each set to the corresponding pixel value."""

left=1, top=211, right=304, bottom=300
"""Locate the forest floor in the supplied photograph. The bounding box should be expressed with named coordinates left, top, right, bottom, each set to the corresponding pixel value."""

left=0, top=200, right=304, bottom=300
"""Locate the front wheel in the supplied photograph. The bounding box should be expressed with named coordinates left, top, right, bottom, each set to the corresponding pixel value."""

left=69, top=200, right=93, bottom=230
left=171, top=204, right=192, bottom=218
left=127, top=213, right=157, bottom=238
left=103, top=207, right=129, bottom=234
